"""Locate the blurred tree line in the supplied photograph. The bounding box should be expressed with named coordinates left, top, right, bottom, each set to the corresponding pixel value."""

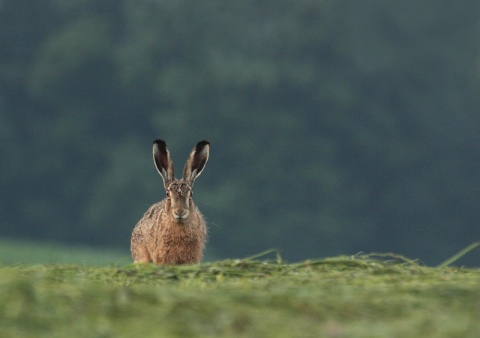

left=1, top=0, right=480, bottom=264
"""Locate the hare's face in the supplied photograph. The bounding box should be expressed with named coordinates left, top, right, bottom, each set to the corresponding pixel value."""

left=166, top=181, right=193, bottom=223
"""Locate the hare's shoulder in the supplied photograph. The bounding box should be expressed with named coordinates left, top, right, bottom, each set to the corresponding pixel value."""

left=146, top=199, right=166, bottom=215
left=134, top=200, right=166, bottom=227
left=146, top=200, right=166, bottom=212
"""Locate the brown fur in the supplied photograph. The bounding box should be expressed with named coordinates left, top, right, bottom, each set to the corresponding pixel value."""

left=130, top=200, right=207, bottom=265
left=130, top=140, right=209, bottom=265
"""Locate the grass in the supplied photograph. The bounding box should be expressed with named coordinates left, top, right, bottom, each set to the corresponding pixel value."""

left=0, top=239, right=131, bottom=266
left=1, top=251, right=480, bottom=338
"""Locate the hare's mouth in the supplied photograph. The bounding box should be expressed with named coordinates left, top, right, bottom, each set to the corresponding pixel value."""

left=173, top=211, right=189, bottom=223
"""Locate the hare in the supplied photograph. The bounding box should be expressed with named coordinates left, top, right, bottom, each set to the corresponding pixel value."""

left=131, top=139, right=210, bottom=265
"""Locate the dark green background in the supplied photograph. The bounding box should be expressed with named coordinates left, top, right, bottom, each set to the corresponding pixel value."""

left=1, top=0, right=480, bottom=265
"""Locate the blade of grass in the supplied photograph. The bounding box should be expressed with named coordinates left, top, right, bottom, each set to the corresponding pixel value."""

left=241, top=249, right=282, bottom=262
left=437, top=241, right=480, bottom=268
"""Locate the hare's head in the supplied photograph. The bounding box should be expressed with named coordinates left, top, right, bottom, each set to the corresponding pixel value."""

left=153, top=140, right=210, bottom=223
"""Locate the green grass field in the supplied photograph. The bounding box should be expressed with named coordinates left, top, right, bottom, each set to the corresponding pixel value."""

left=0, top=239, right=131, bottom=266
left=1, top=245, right=480, bottom=338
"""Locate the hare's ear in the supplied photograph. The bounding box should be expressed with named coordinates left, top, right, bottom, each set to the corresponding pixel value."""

left=153, top=139, right=174, bottom=188
left=183, top=140, right=210, bottom=186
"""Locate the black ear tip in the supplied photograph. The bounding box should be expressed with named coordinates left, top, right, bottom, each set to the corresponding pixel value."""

left=197, top=140, right=210, bottom=148
left=153, top=139, right=167, bottom=147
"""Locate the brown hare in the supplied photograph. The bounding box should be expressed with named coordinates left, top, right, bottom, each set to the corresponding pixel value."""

left=131, top=140, right=210, bottom=265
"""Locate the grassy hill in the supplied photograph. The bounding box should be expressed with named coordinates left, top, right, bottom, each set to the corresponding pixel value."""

left=1, top=252, right=480, bottom=337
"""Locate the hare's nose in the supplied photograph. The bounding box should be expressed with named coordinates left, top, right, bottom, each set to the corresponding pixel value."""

left=173, top=209, right=189, bottom=221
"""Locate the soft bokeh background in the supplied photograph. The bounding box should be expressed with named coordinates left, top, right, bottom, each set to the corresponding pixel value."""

left=1, top=0, right=480, bottom=265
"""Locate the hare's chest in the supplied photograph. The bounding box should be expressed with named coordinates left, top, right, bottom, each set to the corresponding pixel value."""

left=154, top=225, right=202, bottom=264
left=159, top=224, right=198, bottom=245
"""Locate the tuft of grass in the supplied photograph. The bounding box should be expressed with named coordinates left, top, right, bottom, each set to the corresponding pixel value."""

left=1, top=253, right=480, bottom=337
